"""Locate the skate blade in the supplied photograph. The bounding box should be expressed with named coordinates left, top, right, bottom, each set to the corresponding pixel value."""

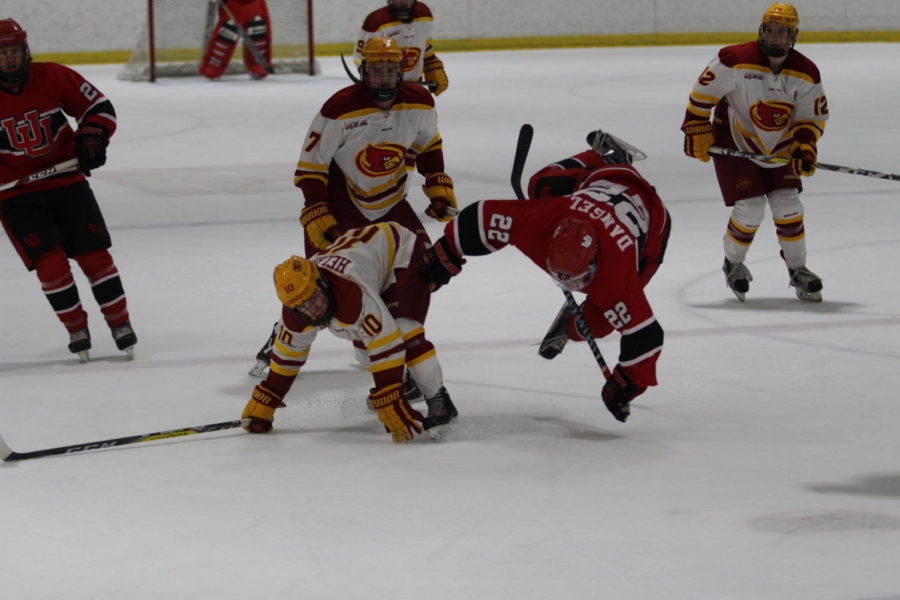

left=121, top=346, right=135, bottom=359
left=426, top=422, right=454, bottom=442
left=795, top=289, right=823, bottom=303
left=77, top=350, right=90, bottom=363
left=248, top=359, right=269, bottom=378
left=728, top=288, right=746, bottom=302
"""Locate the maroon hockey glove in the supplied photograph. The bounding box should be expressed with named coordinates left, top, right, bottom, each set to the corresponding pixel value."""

left=601, top=365, right=646, bottom=423
left=419, top=237, right=466, bottom=292
left=74, top=126, right=109, bottom=176
left=241, top=383, right=286, bottom=433
left=789, top=139, right=817, bottom=177
left=369, top=384, right=423, bottom=443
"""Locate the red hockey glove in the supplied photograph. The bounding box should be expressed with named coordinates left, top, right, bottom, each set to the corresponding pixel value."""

left=789, top=139, right=817, bottom=177
left=682, top=120, right=713, bottom=162
left=369, top=384, right=423, bottom=443
left=300, top=202, right=341, bottom=251
left=423, top=172, right=458, bottom=222
left=241, top=383, right=286, bottom=433
left=601, top=365, right=646, bottom=423
left=419, top=237, right=466, bottom=292
left=74, top=126, right=109, bottom=176
left=423, top=55, right=448, bottom=96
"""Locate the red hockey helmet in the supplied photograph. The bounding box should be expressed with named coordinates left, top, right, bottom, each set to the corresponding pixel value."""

left=0, top=18, right=30, bottom=85
left=546, top=217, right=598, bottom=291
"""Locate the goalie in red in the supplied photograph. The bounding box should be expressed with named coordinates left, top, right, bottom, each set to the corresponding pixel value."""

left=420, top=131, right=671, bottom=423
left=0, top=19, right=136, bottom=361
left=199, top=0, right=273, bottom=80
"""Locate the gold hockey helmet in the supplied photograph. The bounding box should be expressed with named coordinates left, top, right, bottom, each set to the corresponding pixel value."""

left=273, top=256, right=320, bottom=308
left=759, top=4, right=799, bottom=57
left=361, top=37, right=403, bottom=64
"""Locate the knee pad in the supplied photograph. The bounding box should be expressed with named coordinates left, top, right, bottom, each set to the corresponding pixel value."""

left=35, top=246, right=72, bottom=288
left=73, top=249, right=116, bottom=282
left=731, top=195, right=767, bottom=229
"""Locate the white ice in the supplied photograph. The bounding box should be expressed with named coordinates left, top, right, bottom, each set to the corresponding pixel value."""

left=2, top=45, right=900, bottom=600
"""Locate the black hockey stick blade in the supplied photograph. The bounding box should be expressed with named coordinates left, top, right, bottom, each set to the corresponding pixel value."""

left=0, top=420, right=244, bottom=462
left=510, top=124, right=534, bottom=200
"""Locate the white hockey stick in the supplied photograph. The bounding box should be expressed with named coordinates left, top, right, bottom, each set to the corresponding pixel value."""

left=0, top=420, right=244, bottom=462
left=0, top=158, right=79, bottom=192
left=709, top=146, right=900, bottom=182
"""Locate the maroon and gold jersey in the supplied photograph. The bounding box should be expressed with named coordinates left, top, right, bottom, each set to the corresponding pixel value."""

left=353, top=3, right=436, bottom=82
left=1, top=62, right=116, bottom=200
left=441, top=163, right=668, bottom=388
left=683, top=41, right=828, bottom=165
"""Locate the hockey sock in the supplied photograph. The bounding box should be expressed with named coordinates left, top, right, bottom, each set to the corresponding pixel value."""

left=74, top=249, right=130, bottom=328
left=35, top=246, right=88, bottom=333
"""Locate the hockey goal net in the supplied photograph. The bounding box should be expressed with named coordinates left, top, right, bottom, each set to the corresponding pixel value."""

left=119, top=0, right=317, bottom=81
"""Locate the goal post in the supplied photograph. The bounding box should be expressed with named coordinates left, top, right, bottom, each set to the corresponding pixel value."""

left=119, top=0, right=317, bottom=81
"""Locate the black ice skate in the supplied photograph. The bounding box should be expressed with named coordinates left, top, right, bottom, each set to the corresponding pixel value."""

left=68, top=328, right=91, bottom=363
left=723, top=258, right=753, bottom=302
left=249, top=322, right=278, bottom=377
left=539, top=302, right=573, bottom=359
left=111, top=322, right=137, bottom=358
left=788, top=266, right=823, bottom=302
left=423, top=386, right=458, bottom=440
left=404, top=370, right=423, bottom=403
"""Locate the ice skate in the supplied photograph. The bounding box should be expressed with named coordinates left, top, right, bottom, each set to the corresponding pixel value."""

left=723, top=258, right=753, bottom=302
left=423, top=386, right=458, bottom=440
left=539, top=302, right=573, bottom=359
left=68, top=328, right=91, bottom=363
left=788, top=266, right=823, bottom=302
left=111, top=322, right=137, bottom=358
left=404, top=370, right=423, bottom=404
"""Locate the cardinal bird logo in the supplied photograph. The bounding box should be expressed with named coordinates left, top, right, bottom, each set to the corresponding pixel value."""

left=355, top=143, right=406, bottom=177
left=402, top=48, right=421, bottom=72
left=749, top=100, right=794, bottom=132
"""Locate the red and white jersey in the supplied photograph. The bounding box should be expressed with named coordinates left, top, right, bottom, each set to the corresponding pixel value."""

left=294, top=83, right=444, bottom=221
left=353, top=3, right=436, bottom=82
left=684, top=41, right=828, bottom=166
left=265, top=222, right=422, bottom=395
left=0, top=62, right=116, bottom=200
left=441, top=164, right=668, bottom=388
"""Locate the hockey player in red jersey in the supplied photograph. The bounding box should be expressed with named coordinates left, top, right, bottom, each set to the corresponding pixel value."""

left=199, top=0, right=272, bottom=80
left=241, top=222, right=457, bottom=442
left=420, top=131, right=671, bottom=423
left=0, top=19, right=136, bottom=361
left=354, top=0, right=449, bottom=96
left=681, top=3, right=828, bottom=302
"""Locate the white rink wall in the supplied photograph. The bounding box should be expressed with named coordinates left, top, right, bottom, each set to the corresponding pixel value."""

left=2, top=0, right=899, bottom=55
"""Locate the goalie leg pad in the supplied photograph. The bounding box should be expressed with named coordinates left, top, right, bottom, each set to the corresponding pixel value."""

left=243, top=15, right=272, bottom=77
left=199, top=19, right=240, bottom=79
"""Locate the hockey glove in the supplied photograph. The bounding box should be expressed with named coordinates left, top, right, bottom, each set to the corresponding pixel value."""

left=682, top=120, right=713, bottom=162
left=423, top=172, right=458, bottom=222
left=789, top=139, right=817, bottom=177
left=423, top=55, right=448, bottom=96
left=419, top=237, right=466, bottom=292
left=369, top=383, right=423, bottom=443
left=242, top=383, right=287, bottom=433
left=300, top=202, right=341, bottom=251
left=74, top=126, right=109, bottom=176
left=601, top=365, right=646, bottom=423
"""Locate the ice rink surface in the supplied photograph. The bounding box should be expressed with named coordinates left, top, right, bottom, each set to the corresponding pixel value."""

left=2, top=45, right=900, bottom=599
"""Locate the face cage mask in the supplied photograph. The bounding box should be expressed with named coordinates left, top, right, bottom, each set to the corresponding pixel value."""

left=388, top=1, right=416, bottom=22
left=293, top=279, right=334, bottom=327
left=364, top=64, right=402, bottom=102
left=758, top=23, right=796, bottom=57
left=548, top=261, right=597, bottom=292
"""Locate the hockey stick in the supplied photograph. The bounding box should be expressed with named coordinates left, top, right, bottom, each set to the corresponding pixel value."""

left=217, top=0, right=274, bottom=74
left=0, top=420, right=243, bottom=462
left=509, top=124, right=612, bottom=380
left=0, top=158, right=79, bottom=192
left=709, top=146, right=900, bottom=182
left=339, top=53, right=437, bottom=91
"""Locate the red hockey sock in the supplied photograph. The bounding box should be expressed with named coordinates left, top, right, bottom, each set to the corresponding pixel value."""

left=35, top=247, right=88, bottom=333
left=74, top=249, right=130, bottom=328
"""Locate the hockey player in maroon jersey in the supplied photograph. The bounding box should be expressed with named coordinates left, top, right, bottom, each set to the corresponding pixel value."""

left=199, top=0, right=272, bottom=80
left=0, top=18, right=136, bottom=361
left=354, top=0, right=449, bottom=95
left=681, top=3, right=828, bottom=302
left=250, top=36, right=455, bottom=378
left=420, top=131, right=671, bottom=423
